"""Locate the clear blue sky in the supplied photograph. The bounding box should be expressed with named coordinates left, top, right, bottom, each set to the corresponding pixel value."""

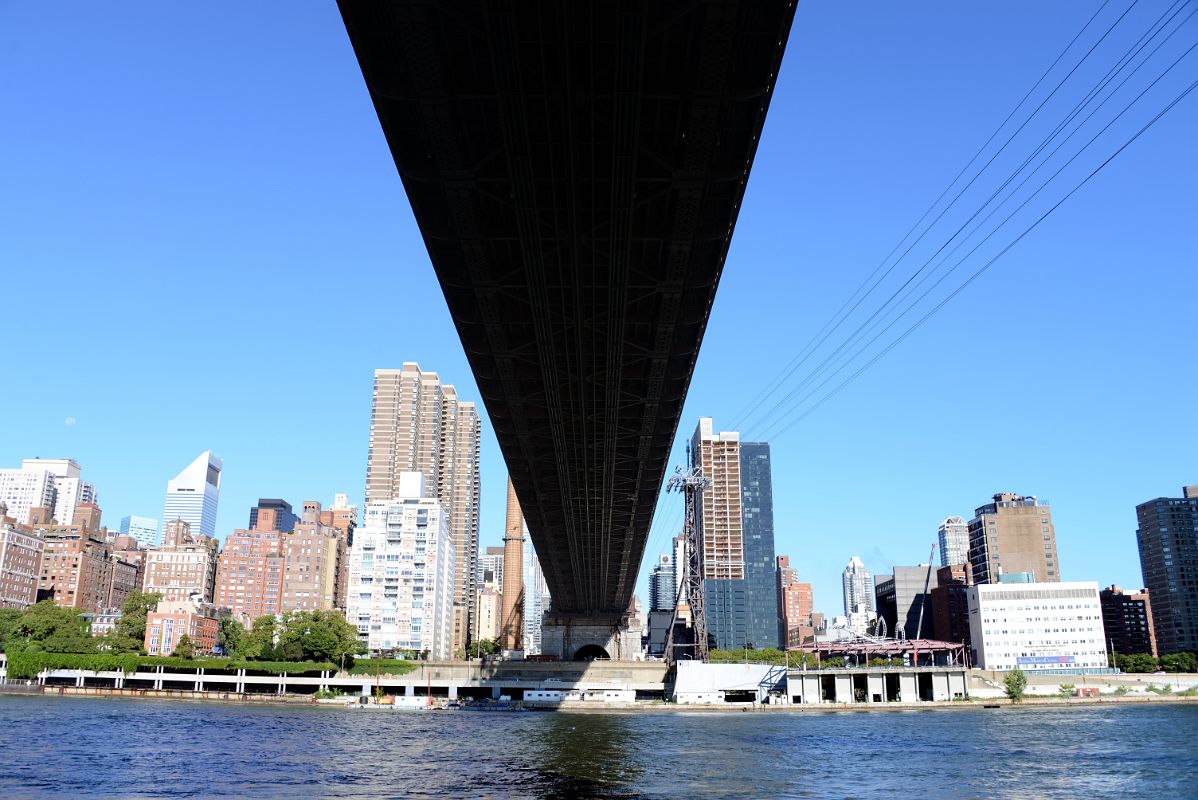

left=2, top=2, right=1194, bottom=619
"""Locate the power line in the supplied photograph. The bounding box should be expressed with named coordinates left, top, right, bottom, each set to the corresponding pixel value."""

left=762, top=73, right=1198, bottom=443
left=729, top=0, right=1131, bottom=434
left=747, top=5, right=1197, bottom=441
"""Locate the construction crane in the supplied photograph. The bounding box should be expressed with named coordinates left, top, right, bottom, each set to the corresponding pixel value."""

left=663, top=461, right=711, bottom=663
left=914, top=543, right=938, bottom=641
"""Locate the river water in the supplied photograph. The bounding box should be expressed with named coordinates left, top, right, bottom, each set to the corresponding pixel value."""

left=0, top=697, right=1194, bottom=798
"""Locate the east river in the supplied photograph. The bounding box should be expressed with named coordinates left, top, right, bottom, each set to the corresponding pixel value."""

left=0, top=697, right=1195, bottom=798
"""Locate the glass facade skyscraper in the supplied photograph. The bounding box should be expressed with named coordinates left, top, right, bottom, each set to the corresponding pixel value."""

left=162, top=451, right=221, bottom=541
left=119, top=515, right=160, bottom=548
left=691, top=419, right=780, bottom=650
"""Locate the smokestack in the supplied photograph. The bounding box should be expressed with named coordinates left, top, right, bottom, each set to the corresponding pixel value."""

left=499, top=477, right=525, bottom=651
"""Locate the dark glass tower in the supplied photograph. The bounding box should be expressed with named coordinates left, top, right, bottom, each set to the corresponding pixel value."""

left=1135, top=486, right=1198, bottom=655
left=248, top=498, right=297, bottom=533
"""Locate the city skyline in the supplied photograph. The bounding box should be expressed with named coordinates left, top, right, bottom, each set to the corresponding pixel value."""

left=1, top=1, right=1194, bottom=617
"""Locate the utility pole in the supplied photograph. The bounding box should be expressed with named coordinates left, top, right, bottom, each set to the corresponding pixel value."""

left=663, top=460, right=711, bottom=663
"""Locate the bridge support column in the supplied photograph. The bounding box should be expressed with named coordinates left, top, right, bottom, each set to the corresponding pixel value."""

left=540, top=612, right=641, bottom=661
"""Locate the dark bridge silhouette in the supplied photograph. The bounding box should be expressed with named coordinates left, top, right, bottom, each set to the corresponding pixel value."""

left=338, top=0, right=796, bottom=655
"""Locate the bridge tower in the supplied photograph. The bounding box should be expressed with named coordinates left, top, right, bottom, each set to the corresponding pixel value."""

left=665, top=463, right=712, bottom=663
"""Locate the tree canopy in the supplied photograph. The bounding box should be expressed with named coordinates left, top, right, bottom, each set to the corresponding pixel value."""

left=6, top=601, right=95, bottom=654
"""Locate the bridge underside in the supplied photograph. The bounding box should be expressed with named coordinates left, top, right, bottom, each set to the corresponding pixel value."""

left=339, top=1, right=795, bottom=619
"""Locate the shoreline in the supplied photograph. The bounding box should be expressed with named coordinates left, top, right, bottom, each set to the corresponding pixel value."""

left=4, top=684, right=1197, bottom=713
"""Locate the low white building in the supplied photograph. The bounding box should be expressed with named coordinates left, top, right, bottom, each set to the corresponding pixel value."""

left=346, top=473, right=455, bottom=659
left=967, top=581, right=1108, bottom=672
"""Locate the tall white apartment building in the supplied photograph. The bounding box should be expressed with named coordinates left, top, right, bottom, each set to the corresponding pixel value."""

left=0, top=459, right=95, bottom=525
left=346, top=473, right=455, bottom=659
left=842, top=556, right=875, bottom=616
left=366, top=364, right=481, bottom=656
left=163, top=451, right=222, bottom=539
left=967, top=581, right=1108, bottom=672
left=938, top=516, right=970, bottom=567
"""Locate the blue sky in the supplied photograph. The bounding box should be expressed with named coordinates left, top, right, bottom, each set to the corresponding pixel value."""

left=1, top=2, right=1194, bottom=618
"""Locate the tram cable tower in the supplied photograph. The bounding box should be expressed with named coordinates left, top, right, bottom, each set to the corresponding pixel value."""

left=663, top=460, right=711, bottom=663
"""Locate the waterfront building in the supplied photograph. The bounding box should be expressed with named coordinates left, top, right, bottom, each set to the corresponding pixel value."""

left=0, top=458, right=95, bottom=526
left=875, top=564, right=940, bottom=640
left=89, top=608, right=122, bottom=637
left=689, top=418, right=781, bottom=650
left=938, top=517, right=969, bottom=568
left=0, top=515, right=44, bottom=608
left=281, top=501, right=345, bottom=612
left=162, top=451, right=222, bottom=540
left=145, top=597, right=221, bottom=656
left=966, top=581, right=1107, bottom=672
left=499, top=478, right=524, bottom=652
left=648, top=553, right=676, bottom=612
left=776, top=556, right=814, bottom=646
left=967, top=493, right=1059, bottom=584
left=1099, top=585, right=1157, bottom=659
left=930, top=563, right=972, bottom=648
left=33, top=503, right=138, bottom=613
left=143, top=519, right=218, bottom=603
left=119, top=515, right=160, bottom=548
left=842, top=556, right=874, bottom=616
left=346, top=473, right=455, bottom=658
left=249, top=499, right=297, bottom=534
left=214, top=508, right=286, bottom=621
left=1135, top=486, right=1198, bottom=655
left=109, top=535, right=147, bottom=593
left=366, top=363, right=481, bottom=655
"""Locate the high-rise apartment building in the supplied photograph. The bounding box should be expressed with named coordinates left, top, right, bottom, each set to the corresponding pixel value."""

left=689, top=419, right=781, bottom=650
left=142, top=519, right=218, bottom=603
left=777, top=555, right=814, bottom=647
left=478, top=545, right=505, bottom=589
left=318, top=494, right=358, bottom=607
left=0, top=459, right=95, bottom=526
left=476, top=584, right=502, bottom=642
left=1100, top=585, right=1157, bottom=659
left=163, top=451, right=222, bottom=540
left=214, top=508, right=286, bottom=622
left=1135, top=486, right=1198, bottom=655
left=33, top=504, right=138, bottom=613
left=120, top=515, right=160, bottom=548
left=249, top=499, right=297, bottom=534
left=647, top=553, right=676, bottom=612
left=346, top=473, right=455, bottom=658
left=281, top=501, right=345, bottom=612
left=366, top=364, right=480, bottom=655
left=968, top=493, right=1059, bottom=585
left=842, top=556, right=875, bottom=616
left=0, top=515, right=45, bottom=609
left=938, top=517, right=969, bottom=568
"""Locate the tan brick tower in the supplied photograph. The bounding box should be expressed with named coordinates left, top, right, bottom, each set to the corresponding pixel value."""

left=499, top=477, right=525, bottom=651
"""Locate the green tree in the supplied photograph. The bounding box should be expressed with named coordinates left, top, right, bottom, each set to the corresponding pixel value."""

left=1160, top=652, right=1198, bottom=673
left=276, top=610, right=361, bottom=664
left=1058, top=683, right=1076, bottom=698
left=114, top=591, right=161, bottom=642
left=0, top=607, right=24, bottom=651
left=217, top=616, right=245, bottom=655
left=1115, top=652, right=1159, bottom=673
left=173, top=634, right=195, bottom=659
left=8, top=601, right=95, bottom=654
left=1004, top=667, right=1028, bottom=702
left=233, top=616, right=279, bottom=660
left=466, top=638, right=498, bottom=659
